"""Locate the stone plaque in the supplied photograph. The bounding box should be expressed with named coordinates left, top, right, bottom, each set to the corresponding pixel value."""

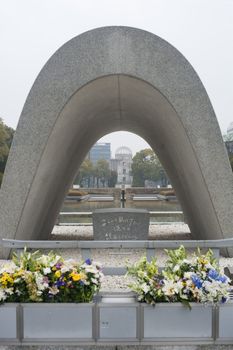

left=93, top=208, right=149, bottom=240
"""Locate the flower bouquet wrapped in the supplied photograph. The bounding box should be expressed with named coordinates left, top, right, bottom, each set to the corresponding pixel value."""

left=0, top=249, right=103, bottom=303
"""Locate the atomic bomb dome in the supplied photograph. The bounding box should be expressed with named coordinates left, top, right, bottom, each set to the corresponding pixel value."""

left=115, top=146, right=132, bottom=156
left=114, top=146, right=133, bottom=187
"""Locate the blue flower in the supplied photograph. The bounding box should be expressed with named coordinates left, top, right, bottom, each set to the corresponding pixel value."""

left=221, top=296, right=227, bottom=303
left=191, top=274, right=203, bottom=289
left=208, top=269, right=219, bottom=281
left=208, top=269, right=227, bottom=283
left=85, top=258, right=92, bottom=265
left=218, top=275, right=228, bottom=283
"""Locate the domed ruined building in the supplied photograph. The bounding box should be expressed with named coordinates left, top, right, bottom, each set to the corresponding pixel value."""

left=114, top=146, right=133, bottom=188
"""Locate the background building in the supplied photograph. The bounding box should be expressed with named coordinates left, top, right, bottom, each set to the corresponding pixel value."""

left=114, top=146, right=133, bottom=188
left=109, top=158, right=118, bottom=172
left=88, top=143, right=134, bottom=188
left=88, top=143, right=111, bottom=164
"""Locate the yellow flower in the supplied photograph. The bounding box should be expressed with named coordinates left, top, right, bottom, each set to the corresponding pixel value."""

left=17, top=269, right=24, bottom=276
left=13, top=269, right=24, bottom=279
left=55, top=270, right=61, bottom=278
left=0, top=272, right=14, bottom=286
left=70, top=272, right=81, bottom=282
left=198, top=257, right=208, bottom=265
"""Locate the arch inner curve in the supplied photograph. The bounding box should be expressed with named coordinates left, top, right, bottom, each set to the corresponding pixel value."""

left=14, top=75, right=223, bottom=243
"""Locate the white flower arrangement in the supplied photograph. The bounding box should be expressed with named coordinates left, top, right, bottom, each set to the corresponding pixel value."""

left=127, top=246, right=231, bottom=308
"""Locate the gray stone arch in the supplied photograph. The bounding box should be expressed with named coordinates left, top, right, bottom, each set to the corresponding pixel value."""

left=0, top=26, right=233, bottom=258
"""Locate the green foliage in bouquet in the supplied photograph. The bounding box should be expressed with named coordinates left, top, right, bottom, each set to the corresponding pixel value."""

left=127, top=257, right=165, bottom=304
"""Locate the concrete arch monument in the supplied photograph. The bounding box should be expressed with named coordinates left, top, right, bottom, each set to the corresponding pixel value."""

left=0, top=26, right=233, bottom=258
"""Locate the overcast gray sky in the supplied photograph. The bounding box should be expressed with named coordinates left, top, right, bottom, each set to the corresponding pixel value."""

left=1, top=0, right=233, bottom=155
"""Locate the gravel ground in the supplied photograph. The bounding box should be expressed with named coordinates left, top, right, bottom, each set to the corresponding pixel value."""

left=1, top=223, right=233, bottom=291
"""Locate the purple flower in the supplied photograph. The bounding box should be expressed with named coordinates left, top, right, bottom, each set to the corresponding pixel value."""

left=222, top=296, right=227, bottom=303
left=154, top=276, right=164, bottom=285
left=55, top=280, right=65, bottom=287
left=85, top=258, right=92, bottom=265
